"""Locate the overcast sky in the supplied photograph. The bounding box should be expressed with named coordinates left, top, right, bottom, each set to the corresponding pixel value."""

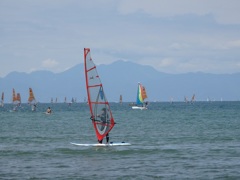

left=1, top=0, right=240, bottom=77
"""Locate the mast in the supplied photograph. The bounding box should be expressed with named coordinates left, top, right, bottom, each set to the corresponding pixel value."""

left=84, top=48, right=115, bottom=142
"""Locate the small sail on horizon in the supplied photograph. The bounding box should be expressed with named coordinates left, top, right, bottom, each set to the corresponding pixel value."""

left=191, top=94, right=195, bottom=103
left=28, top=88, right=37, bottom=111
left=12, top=88, right=21, bottom=105
left=0, top=92, right=4, bottom=107
left=119, top=94, right=122, bottom=104
left=12, top=88, right=21, bottom=111
left=16, top=93, right=21, bottom=104
left=84, top=48, right=115, bottom=142
left=28, top=88, right=36, bottom=104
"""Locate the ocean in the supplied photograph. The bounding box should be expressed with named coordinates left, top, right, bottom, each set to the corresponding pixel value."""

left=0, top=102, right=240, bottom=179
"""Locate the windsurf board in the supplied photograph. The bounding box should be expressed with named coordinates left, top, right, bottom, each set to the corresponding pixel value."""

left=70, top=142, right=131, bottom=147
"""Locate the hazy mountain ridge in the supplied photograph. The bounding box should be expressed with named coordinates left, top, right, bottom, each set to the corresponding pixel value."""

left=0, top=61, right=239, bottom=103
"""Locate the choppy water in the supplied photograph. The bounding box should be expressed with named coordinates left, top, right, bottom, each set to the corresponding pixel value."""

left=0, top=102, right=240, bottom=179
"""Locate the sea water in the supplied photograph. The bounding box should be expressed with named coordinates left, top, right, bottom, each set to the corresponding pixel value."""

left=0, top=102, right=240, bottom=179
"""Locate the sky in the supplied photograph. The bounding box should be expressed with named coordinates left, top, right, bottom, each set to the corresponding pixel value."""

left=1, top=0, right=240, bottom=77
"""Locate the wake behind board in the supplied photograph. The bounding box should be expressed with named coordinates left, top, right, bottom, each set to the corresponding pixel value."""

left=70, top=142, right=131, bottom=147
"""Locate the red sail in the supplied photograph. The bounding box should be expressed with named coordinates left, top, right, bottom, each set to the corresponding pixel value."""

left=84, top=48, right=115, bottom=142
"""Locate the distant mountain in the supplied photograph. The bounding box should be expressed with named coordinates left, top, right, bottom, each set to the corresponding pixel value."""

left=0, top=60, right=239, bottom=103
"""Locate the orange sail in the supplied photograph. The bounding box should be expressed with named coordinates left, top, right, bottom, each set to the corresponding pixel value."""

left=12, top=88, right=16, bottom=102
left=12, top=88, right=20, bottom=104
left=141, top=85, right=148, bottom=100
left=28, top=88, right=36, bottom=104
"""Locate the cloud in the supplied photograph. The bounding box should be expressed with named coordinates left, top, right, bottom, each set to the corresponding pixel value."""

left=1, top=0, right=240, bottom=76
left=41, top=59, right=59, bottom=68
left=118, top=0, right=240, bottom=24
left=225, top=40, right=240, bottom=49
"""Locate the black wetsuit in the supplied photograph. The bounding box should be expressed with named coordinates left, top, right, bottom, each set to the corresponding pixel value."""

left=98, top=133, right=109, bottom=144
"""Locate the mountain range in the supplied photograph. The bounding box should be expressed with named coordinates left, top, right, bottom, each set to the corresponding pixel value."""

left=0, top=60, right=240, bottom=103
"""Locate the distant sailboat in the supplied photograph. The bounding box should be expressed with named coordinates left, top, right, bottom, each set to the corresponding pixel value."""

left=71, top=97, right=74, bottom=103
left=132, top=83, right=148, bottom=110
left=191, top=94, right=195, bottom=103
left=28, top=88, right=37, bottom=111
left=0, top=92, right=4, bottom=107
left=16, top=93, right=21, bottom=105
left=119, top=94, right=122, bottom=104
left=12, top=89, right=21, bottom=111
left=12, top=88, right=16, bottom=104
left=12, top=88, right=21, bottom=105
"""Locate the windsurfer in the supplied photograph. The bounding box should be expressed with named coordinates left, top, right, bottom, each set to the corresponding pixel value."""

left=32, top=104, right=36, bottom=111
left=97, top=107, right=109, bottom=144
left=46, top=107, right=52, bottom=114
left=98, top=133, right=109, bottom=144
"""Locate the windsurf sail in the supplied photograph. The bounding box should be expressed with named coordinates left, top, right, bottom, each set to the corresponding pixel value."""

left=84, top=48, right=115, bottom=142
left=119, top=95, right=122, bottom=104
left=12, top=88, right=16, bottom=103
left=28, top=88, right=36, bottom=104
left=191, top=94, right=195, bottom=103
left=16, top=93, right=21, bottom=104
left=136, top=83, right=147, bottom=105
left=12, top=88, right=21, bottom=104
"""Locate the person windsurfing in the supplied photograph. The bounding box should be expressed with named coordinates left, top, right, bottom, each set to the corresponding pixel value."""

left=97, top=107, right=109, bottom=144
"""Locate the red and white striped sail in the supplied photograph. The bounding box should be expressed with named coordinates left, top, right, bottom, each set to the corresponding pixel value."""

left=84, top=48, right=115, bottom=142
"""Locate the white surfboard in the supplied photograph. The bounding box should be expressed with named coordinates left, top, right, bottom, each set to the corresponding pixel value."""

left=70, top=142, right=131, bottom=147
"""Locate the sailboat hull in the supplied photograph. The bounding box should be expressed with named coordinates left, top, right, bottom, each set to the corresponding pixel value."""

left=132, top=106, right=147, bottom=110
